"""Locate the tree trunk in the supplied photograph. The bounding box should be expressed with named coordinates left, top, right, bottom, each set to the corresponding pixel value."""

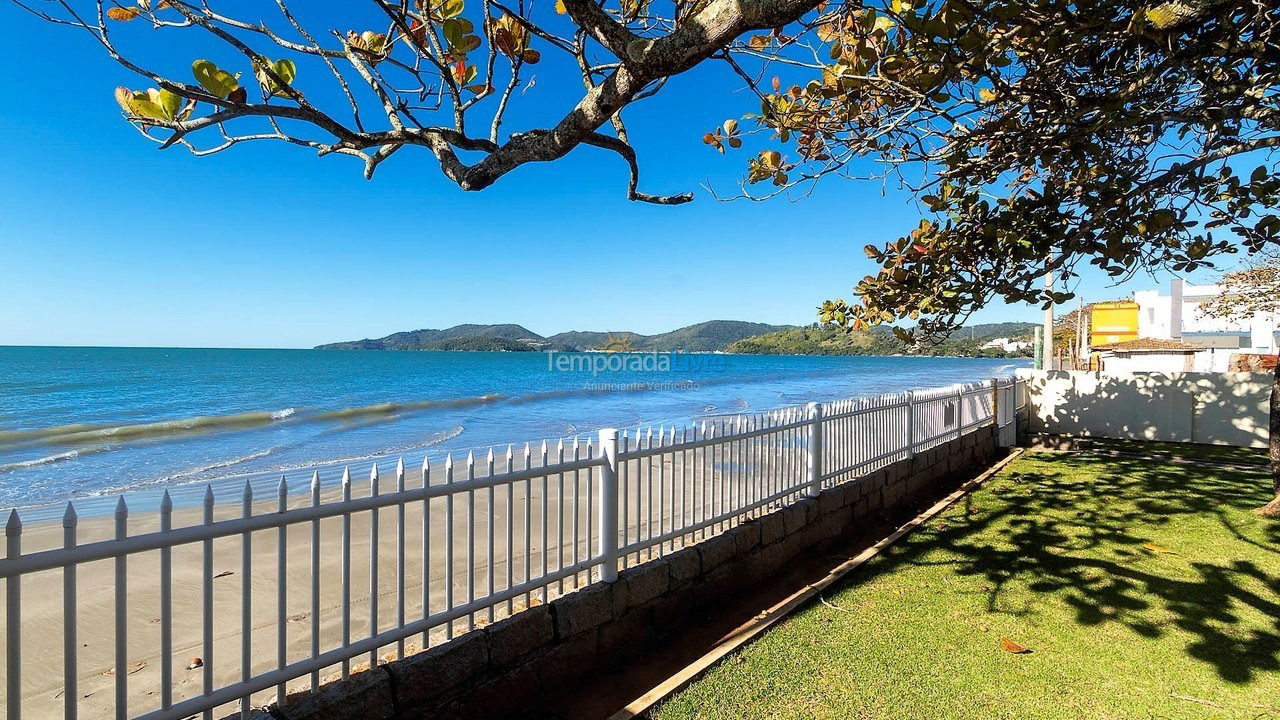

left=1261, top=351, right=1280, bottom=516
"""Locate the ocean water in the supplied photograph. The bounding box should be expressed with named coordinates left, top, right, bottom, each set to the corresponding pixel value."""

left=0, top=347, right=1026, bottom=517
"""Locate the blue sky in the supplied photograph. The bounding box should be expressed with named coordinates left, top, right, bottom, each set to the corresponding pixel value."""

left=0, top=2, right=1203, bottom=348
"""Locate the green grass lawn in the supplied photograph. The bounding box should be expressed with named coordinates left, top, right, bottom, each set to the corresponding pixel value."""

left=1061, top=437, right=1271, bottom=466
left=655, top=449, right=1280, bottom=720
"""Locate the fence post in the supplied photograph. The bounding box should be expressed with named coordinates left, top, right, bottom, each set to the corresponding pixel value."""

left=598, top=428, right=620, bottom=583
left=6, top=510, right=21, bottom=720
left=806, top=402, right=823, bottom=498
left=990, top=378, right=999, bottom=427
left=954, top=384, right=964, bottom=439
left=904, top=391, right=915, bottom=459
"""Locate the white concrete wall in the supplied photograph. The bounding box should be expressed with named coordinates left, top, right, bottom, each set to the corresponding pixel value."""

left=1192, top=348, right=1236, bottom=372
left=1101, top=352, right=1192, bottom=373
left=1017, top=369, right=1272, bottom=447
left=1134, top=290, right=1173, bottom=339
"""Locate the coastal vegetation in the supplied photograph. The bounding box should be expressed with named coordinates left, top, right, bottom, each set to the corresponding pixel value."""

left=726, top=324, right=1032, bottom=357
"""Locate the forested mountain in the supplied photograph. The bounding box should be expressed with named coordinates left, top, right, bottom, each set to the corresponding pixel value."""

left=318, top=321, right=793, bottom=352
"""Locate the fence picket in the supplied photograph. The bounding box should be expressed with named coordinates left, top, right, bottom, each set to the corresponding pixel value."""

left=62, top=504, right=77, bottom=720
left=240, top=483, right=252, bottom=719
left=339, top=469, right=352, bottom=679
left=7, top=510, right=22, bottom=720
left=309, top=472, right=321, bottom=690
left=159, top=491, right=173, bottom=711
left=368, top=465, right=380, bottom=667
left=275, top=478, right=287, bottom=704
left=114, top=498, right=128, bottom=720
left=395, top=459, right=406, bottom=660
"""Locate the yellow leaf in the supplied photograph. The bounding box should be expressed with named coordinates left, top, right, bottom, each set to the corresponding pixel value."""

left=107, top=6, right=141, bottom=21
left=978, top=88, right=997, bottom=103
left=554, top=0, right=567, bottom=13
left=1142, top=543, right=1177, bottom=555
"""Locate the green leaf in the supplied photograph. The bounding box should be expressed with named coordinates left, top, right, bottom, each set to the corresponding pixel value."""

left=439, top=0, right=465, bottom=18
left=256, top=58, right=298, bottom=98
left=192, top=59, right=239, bottom=100
left=444, top=19, right=465, bottom=46
left=273, top=59, right=297, bottom=86
left=156, top=88, right=181, bottom=120
left=113, top=86, right=177, bottom=122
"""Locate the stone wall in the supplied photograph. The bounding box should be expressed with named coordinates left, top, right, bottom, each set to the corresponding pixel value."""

left=258, top=425, right=1002, bottom=720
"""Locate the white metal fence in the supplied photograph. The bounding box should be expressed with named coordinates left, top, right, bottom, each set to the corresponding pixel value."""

left=1, top=377, right=1023, bottom=720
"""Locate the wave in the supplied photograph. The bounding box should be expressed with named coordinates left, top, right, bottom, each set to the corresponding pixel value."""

left=0, top=447, right=111, bottom=472
left=300, top=425, right=467, bottom=469
left=160, top=444, right=292, bottom=483
left=0, top=409, right=301, bottom=452
left=314, top=396, right=504, bottom=422
left=191, top=425, right=468, bottom=483
left=64, top=425, right=469, bottom=502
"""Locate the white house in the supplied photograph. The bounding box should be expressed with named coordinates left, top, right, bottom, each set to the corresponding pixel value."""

left=1132, top=279, right=1279, bottom=371
left=982, top=337, right=1033, bottom=353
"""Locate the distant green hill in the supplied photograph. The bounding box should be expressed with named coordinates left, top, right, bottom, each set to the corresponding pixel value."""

left=316, top=324, right=545, bottom=351
left=727, top=324, right=1032, bottom=357
left=429, top=336, right=536, bottom=352
left=943, top=322, right=1039, bottom=341
left=542, top=330, right=618, bottom=349
left=316, top=320, right=1030, bottom=355
left=317, top=321, right=794, bottom=352
left=640, top=321, right=793, bottom=352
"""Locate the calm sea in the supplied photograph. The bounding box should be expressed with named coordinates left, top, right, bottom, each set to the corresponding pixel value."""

left=0, top=347, right=1026, bottom=517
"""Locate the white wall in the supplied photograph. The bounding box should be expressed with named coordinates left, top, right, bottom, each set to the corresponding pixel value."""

left=1018, top=369, right=1272, bottom=447
left=1101, top=352, right=1192, bottom=373
left=1135, top=289, right=1173, bottom=339
left=1192, top=348, right=1237, bottom=372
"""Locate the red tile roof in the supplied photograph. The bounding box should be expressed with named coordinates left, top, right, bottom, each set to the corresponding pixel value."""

left=1093, top=338, right=1204, bottom=352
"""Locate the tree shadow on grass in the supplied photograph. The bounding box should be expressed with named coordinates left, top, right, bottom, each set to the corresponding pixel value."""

left=859, top=451, right=1280, bottom=684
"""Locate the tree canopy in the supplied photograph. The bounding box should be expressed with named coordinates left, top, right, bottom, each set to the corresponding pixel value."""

left=1198, top=254, right=1280, bottom=324
left=14, top=0, right=1280, bottom=336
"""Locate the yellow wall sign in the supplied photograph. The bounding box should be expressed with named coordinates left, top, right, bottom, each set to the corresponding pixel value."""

left=1090, top=302, right=1139, bottom=347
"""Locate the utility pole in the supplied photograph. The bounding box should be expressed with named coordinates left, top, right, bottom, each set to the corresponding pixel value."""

left=1076, top=299, right=1087, bottom=371
left=1044, top=264, right=1055, bottom=371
